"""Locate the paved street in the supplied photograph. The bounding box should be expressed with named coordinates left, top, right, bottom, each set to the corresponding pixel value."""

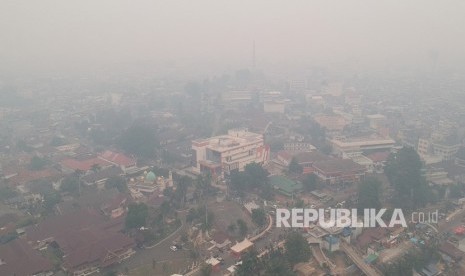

left=104, top=210, right=191, bottom=275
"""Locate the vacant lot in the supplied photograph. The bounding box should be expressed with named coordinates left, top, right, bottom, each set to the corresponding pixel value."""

left=208, top=199, right=257, bottom=237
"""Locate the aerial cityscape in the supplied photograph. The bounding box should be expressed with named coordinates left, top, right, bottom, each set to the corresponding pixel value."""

left=1, top=1, right=465, bottom=276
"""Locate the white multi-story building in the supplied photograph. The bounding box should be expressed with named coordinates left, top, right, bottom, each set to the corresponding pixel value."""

left=330, top=135, right=396, bottom=157
left=366, top=114, right=386, bottom=130
left=191, top=129, right=270, bottom=176
left=432, top=140, right=461, bottom=161
left=263, top=100, right=287, bottom=113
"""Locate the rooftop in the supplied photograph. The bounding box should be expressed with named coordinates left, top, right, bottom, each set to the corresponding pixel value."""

left=61, top=157, right=111, bottom=172
left=0, top=239, right=53, bottom=276
left=193, top=129, right=263, bottom=152
left=98, top=150, right=136, bottom=167
left=331, top=135, right=395, bottom=148
left=230, top=238, right=253, bottom=253
left=313, top=159, right=365, bottom=174
left=269, top=175, right=303, bottom=196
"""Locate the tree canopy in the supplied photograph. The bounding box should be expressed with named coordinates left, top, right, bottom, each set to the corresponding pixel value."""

left=235, top=250, right=260, bottom=276
left=385, top=147, right=431, bottom=210
left=237, top=219, right=248, bottom=238
left=60, top=175, right=80, bottom=195
left=302, top=173, right=318, bottom=192
left=357, top=176, right=382, bottom=212
left=125, top=202, right=148, bottom=229
left=105, top=176, right=128, bottom=193
left=251, top=208, right=267, bottom=228
left=288, top=157, right=303, bottom=174
left=230, top=163, right=272, bottom=199
left=285, top=231, right=311, bottom=266
left=29, top=156, right=47, bottom=171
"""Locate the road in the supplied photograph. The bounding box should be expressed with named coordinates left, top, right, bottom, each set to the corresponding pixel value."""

left=106, top=210, right=191, bottom=275
left=439, top=207, right=465, bottom=233
left=340, top=241, right=382, bottom=276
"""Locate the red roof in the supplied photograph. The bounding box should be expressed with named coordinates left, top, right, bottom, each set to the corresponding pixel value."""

left=61, top=229, right=134, bottom=270
left=277, top=150, right=293, bottom=161
left=61, top=157, right=111, bottom=171
left=454, top=226, right=465, bottom=235
left=99, top=150, right=136, bottom=167
left=9, top=168, right=60, bottom=185
left=0, top=239, right=53, bottom=276
left=25, top=209, right=135, bottom=272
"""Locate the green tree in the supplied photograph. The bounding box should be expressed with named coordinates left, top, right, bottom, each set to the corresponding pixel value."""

left=125, top=203, right=148, bottom=229
left=385, top=147, right=430, bottom=210
left=174, top=176, right=191, bottom=207
left=60, top=175, right=80, bottom=195
left=235, top=250, right=260, bottom=276
left=251, top=208, right=267, bottom=228
left=230, top=169, right=247, bottom=197
left=244, top=162, right=269, bottom=189
left=264, top=249, right=295, bottom=276
left=288, top=157, right=303, bottom=174
left=105, top=176, right=128, bottom=193
left=357, top=176, right=382, bottom=212
left=230, top=163, right=272, bottom=199
left=43, top=192, right=61, bottom=213
left=200, top=264, right=212, bottom=276
left=285, top=231, right=311, bottom=266
left=237, top=219, right=248, bottom=238
left=29, top=156, right=47, bottom=170
left=302, top=174, right=318, bottom=192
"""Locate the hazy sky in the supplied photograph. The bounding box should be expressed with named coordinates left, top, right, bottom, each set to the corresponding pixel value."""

left=1, top=0, right=465, bottom=75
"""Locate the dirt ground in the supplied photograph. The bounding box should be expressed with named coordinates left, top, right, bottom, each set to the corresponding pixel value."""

left=378, top=241, right=413, bottom=264
left=207, top=199, right=256, bottom=237
left=129, top=258, right=191, bottom=276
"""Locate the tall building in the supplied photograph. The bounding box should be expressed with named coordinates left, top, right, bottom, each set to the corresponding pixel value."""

left=191, top=129, right=270, bottom=176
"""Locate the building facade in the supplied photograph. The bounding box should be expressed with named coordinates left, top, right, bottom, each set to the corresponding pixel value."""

left=191, top=129, right=270, bottom=176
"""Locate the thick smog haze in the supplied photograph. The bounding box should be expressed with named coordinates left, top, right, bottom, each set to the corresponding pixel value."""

left=2, top=0, right=465, bottom=75
left=2, top=2, right=465, bottom=276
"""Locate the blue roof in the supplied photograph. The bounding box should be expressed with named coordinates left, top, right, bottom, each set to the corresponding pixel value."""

left=342, top=227, right=352, bottom=237
left=325, top=236, right=339, bottom=244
